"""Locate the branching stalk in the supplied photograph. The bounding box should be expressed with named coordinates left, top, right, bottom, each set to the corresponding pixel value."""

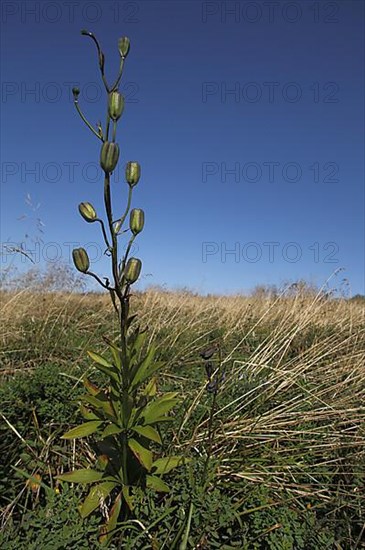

left=74, top=100, right=103, bottom=141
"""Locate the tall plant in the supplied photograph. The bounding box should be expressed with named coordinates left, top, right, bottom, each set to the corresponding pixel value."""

left=57, top=31, right=185, bottom=545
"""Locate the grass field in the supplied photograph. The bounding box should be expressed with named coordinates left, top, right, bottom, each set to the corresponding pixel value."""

left=0, top=283, right=364, bottom=548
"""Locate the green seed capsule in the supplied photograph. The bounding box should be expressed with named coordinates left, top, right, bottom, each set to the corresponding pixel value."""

left=118, top=37, right=130, bottom=58
left=72, top=248, right=90, bottom=273
left=125, top=161, right=141, bottom=187
left=125, top=257, right=142, bottom=284
left=100, top=142, right=120, bottom=173
left=78, top=202, right=97, bottom=223
left=108, top=91, right=124, bottom=121
left=130, top=208, right=145, bottom=235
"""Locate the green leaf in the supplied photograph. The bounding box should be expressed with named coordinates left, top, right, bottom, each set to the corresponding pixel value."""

left=141, top=362, right=165, bottom=388
left=132, top=425, right=162, bottom=444
left=88, top=350, right=113, bottom=368
left=102, top=423, right=123, bottom=437
left=80, top=405, right=99, bottom=420
left=128, top=438, right=153, bottom=471
left=125, top=405, right=138, bottom=428
left=126, top=314, right=138, bottom=330
left=83, top=378, right=101, bottom=396
left=80, top=393, right=118, bottom=423
left=57, top=469, right=105, bottom=484
left=103, top=338, right=122, bottom=371
left=99, top=492, right=122, bottom=546
left=130, top=344, right=156, bottom=389
left=146, top=474, right=170, bottom=492
left=148, top=416, right=174, bottom=424
left=79, top=481, right=117, bottom=518
left=87, top=350, right=120, bottom=383
left=128, top=328, right=148, bottom=368
left=98, top=396, right=119, bottom=422
left=110, top=346, right=122, bottom=371
left=143, top=377, right=157, bottom=396
left=142, top=393, right=179, bottom=425
left=122, top=485, right=134, bottom=511
left=61, top=420, right=104, bottom=439
left=130, top=327, right=147, bottom=355
left=151, top=456, right=187, bottom=475
left=80, top=394, right=105, bottom=409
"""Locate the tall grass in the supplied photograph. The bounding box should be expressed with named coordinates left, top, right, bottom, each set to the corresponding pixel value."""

left=1, top=281, right=364, bottom=546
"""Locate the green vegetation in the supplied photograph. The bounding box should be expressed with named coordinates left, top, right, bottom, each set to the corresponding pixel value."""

left=1, top=286, right=364, bottom=548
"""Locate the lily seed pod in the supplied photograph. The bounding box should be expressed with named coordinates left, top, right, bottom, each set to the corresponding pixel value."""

left=72, top=247, right=90, bottom=273
left=125, top=257, right=142, bottom=284
left=79, top=202, right=97, bottom=223
left=130, top=208, right=145, bottom=235
left=72, top=87, right=80, bottom=100
left=114, top=220, right=122, bottom=235
left=118, top=37, right=130, bottom=58
left=100, top=141, right=120, bottom=173
left=125, top=161, right=141, bottom=187
left=108, top=91, right=124, bottom=121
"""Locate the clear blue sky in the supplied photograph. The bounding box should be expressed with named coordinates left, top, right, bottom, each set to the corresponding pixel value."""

left=1, top=0, right=364, bottom=295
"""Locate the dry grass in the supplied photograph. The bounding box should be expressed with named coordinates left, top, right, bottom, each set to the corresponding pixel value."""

left=1, top=285, right=365, bottom=532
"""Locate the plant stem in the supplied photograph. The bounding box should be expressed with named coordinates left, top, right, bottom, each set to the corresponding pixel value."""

left=97, top=219, right=111, bottom=250
left=112, top=121, right=117, bottom=142
left=121, top=235, right=136, bottom=273
left=86, top=271, right=111, bottom=289
left=104, top=170, right=130, bottom=486
left=85, top=31, right=110, bottom=93
left=105, top=112, right=111, bottom=142
left=115, top=186, right=133, bottom=235
left=74, top=100, right=103, bottom=141
left=111, top=58, right=125, bottom=92
left=103, top=173, right=120, bottom=294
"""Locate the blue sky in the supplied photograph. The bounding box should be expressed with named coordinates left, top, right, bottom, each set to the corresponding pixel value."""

left=1, top=0, right=364, bottom=295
